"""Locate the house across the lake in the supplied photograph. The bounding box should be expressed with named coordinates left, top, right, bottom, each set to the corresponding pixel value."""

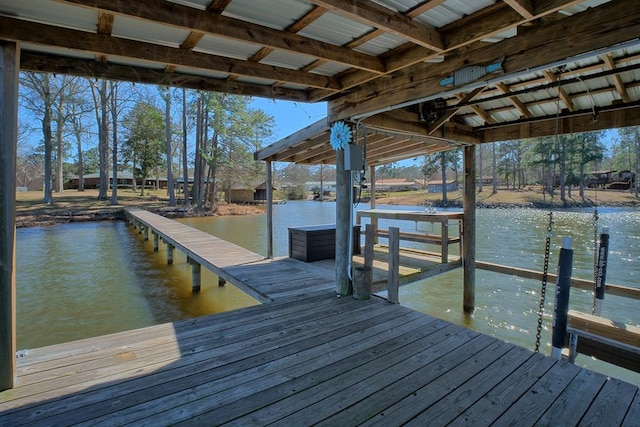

left=427, top=179, right=458, bottom=193
left=67, top=172, right=168, bottom=190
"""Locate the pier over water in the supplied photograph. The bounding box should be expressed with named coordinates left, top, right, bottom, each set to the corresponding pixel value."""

left=1, top=211, right=638, bottom=426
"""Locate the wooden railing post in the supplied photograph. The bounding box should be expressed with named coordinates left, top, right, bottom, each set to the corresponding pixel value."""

left=387, top=227, right=400, bottom=304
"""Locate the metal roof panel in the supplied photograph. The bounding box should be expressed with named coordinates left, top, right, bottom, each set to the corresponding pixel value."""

left=0, top=0, right=97, bottom=32
left=194, top=34, right=262, bottom=60
left=299, top=11, right=374, bottom=46
left=112, top=15, right=190, bottom=49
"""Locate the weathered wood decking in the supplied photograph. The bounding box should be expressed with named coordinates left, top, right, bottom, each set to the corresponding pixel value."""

left=2, top=210, right=638, bottom=426
left=1, top=294, right=638, bottom=426
left=126, top=208, right=337, bottom=302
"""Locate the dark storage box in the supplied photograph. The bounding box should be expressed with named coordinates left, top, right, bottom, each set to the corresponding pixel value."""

left=289, top=224, right=361, bottom=262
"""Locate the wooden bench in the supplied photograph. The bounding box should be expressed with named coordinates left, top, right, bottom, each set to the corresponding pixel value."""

left=567, top=310, right=640, bottom=372
left=374, top=228, right=461, bottom=246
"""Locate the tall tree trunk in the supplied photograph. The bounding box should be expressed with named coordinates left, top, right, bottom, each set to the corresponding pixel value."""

left=163, top=88, right=176, bottom=206
left=110, top=82, right=119, bottom=205
left=181, top=88, right=190, bottom=204
left=55, top=96, right=64, bottom=193
left=98, top=80, right=109, bottom=200
left=208, top=133, right=218, bottom=211
left=440, top=151, right=448, bottom=203
left=492, top=142, right=498, bottom=194
left=42, top=76, right=53, bottom=204
left=193, top=94, right=203, bottom=208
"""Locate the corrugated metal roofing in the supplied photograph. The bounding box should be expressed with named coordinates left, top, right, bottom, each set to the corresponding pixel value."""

left=2, top=0, right=639, bottom=164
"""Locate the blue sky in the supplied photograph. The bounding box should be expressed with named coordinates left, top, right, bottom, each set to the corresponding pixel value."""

left=250, top=98, right=327, bottom=143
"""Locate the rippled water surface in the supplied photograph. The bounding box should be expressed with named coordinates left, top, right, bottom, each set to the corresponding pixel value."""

left=16, top=202, right=640, bottom=385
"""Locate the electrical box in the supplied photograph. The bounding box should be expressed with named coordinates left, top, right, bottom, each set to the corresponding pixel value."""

left=344, top=144, right=363, bottom=171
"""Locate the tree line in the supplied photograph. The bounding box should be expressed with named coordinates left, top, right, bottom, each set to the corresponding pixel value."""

left=17, top=72, right=274, bottom=211
left=16, top=72, right=640, bottom=207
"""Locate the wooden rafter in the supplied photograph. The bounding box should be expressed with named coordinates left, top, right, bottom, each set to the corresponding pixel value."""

left=604, top=53, right=631, bottom=103
left=428, top=87, right=486, bottom=135
left=0, top=16, right=340, bottom=92
left=503, top=0, right=535, bottom=19
left=542, top=70, right=575, bottom=112
left=329, top=0, right=640, bottom=120
left=58, top=0, right=385, bottom=74
left=206, top=0, right=233, bottom=14
left=495, top=82, right=533, bottom=119
left=309, top=0, right=444, bottom=52
left=455, top=93, right=495, bottom=125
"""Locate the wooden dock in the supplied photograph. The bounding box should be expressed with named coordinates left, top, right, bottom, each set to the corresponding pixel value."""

left=1, top=293, right=638, bottom=426
left=125, top=208, right=336, bottom=302
left=1, top=210, right=638, bottom=425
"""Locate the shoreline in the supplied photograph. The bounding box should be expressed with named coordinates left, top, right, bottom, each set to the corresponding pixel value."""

left=15, top=199, right=639, bottom=228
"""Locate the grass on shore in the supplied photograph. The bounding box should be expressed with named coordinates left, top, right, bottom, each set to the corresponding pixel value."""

left=375, top=185, right=640, bottom=208
left=14, top=185, right=638, bottom=227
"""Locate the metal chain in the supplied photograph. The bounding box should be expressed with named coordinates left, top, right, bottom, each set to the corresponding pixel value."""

left=592, top=207, right=599, bottom=314
left=535, top=211, right=553, bottom=353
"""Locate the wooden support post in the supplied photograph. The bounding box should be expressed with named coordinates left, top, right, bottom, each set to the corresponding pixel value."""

left=167, top=243, right=174, bottom=265
left=0, top=40, right=18, bottom=392
left=191, top=260, right=201, bottom=292
left=369, top=165, right=378, bottom=244
left=153, top=232, right=159, bottom=252
left=218, top=276, right=226, bottom=287
left=266, top=160, right=273, bottom=259
left=440, top=218, right=448, bottom=263
left=143, top=226, right=149, bottom=241
left=387, top=226, right=400, bottom=304
left=463, top=144, right=476, bottom=313
left=353, top=223, right=375, bottom=300
left=336, top=148, right=351, bottom=295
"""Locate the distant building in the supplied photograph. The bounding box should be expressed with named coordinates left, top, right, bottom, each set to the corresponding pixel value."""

left=67, top=171, right=168, bottom=190
left=374, top=178, right=418, bottom=192
left=427, top=179, right=458, bottom=193
left=228, top=181, right=280, bottom=203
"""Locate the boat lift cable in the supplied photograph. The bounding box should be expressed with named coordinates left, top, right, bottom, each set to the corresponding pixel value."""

left=535, top=211, right=554, bottom=353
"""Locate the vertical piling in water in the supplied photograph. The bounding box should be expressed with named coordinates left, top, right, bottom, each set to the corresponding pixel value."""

left=153, top=232, right=159, bottom=252
left=143, top=226, right=149, bottom=241
left=191, top=260, right=201, bottom=292
left=593, top=227, right=609, bottom=316
left=167, top=243, right=174, bottom=265
left=552, top=237, right=573, bottom=360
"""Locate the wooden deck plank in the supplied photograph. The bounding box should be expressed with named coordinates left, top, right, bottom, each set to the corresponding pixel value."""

left=182, top=324, right=471, bottom=426
left=536, top=369, right=607, bottom=427
left=116, top=310, right=444, bottom=425
left=622, top=391, right=640, bottom=427
left=489, top=361, right=582, bottom=426
left=579, top=377, right=639, bottom=426
left=447, top=352, right=557, bottom=426
left=282, top=333, right=499, bottom=427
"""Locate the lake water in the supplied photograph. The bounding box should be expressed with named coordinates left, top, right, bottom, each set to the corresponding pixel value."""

left=15, top=201, right=640, bottom=385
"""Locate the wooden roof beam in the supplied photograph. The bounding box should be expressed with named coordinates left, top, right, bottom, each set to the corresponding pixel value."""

left=428, top=87, right=485, bottom=135
left=206, top=0, right=232, bottom=14
left=495, top=82, right=534, bottom=119
left=19, top=51, right=309, bottom=100
left=503, top=0, right=535, bottom=19
left=542, top=70, right=576, bottom=112
left=58, top=0, right=384, bottom=74
left=0, top=16, right=340, bottom=91
left=309, top=0, right=444, bottom=52
left=313, top=0, right=586, bottom=101
left=455, top=93, right=496, bottom=125
left=604, top=53, right=632, bottom=103
left=329, top=0, right=640, bottom=121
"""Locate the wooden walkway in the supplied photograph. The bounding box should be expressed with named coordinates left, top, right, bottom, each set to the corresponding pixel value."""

left=1, top=294, right=638, bottom=426
left=2, top=210, right=638, bottom=425
left=125, top=208, right=336, bottom=302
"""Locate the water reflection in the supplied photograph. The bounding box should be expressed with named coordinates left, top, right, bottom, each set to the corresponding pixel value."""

left=16, top=221, right=258, bottom=350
